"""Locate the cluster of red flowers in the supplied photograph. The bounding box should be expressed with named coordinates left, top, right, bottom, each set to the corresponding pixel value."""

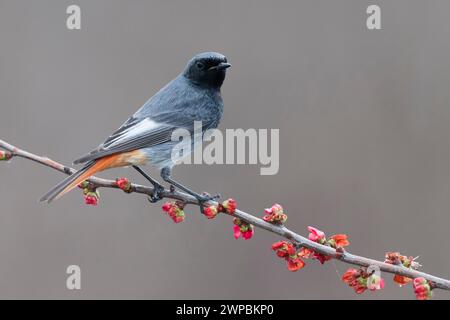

left=203, top=198, right=237, bottom=219
left=271, top=226, right=350, bottom=271
left=162, top=197, right=250, bottom=240
left=271, top=241, right=306, bottom=271
left=233, top=218, right=254, bottom=240
left=78, top=180, right=99, bottom=206
left=342, top=268, right=385, bottom=294
left=263, top=204, right=287, bottom=224
left=203, top=199, right=252, bottom=239
left=305, top=226, right=350, bottom=264
left=413, top=277, right=433, bottom=300
left=73, top=180, right=438, bottom=300
left=115, top=177, right=132, bottom=193
left=384, top=252, right=432, bottom=299
left=384, top=252, right=421, bottom=286
left=162, top=201, right=185, bottom=223
left=0, top=150, right=12, bottom=161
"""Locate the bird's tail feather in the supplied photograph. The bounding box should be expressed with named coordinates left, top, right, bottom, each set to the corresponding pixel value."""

left=39, top=156, right=117, bottom=203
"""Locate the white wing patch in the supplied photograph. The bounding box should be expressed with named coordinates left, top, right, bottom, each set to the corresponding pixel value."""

left=105, top=118, right=160, bottom=149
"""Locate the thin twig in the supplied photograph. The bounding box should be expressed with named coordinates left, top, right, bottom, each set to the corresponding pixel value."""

left=1, top=138, right=450, bottom=292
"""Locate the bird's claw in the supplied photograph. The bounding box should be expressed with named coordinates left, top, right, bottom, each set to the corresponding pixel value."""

left=147, top=184, right=165, bottom=203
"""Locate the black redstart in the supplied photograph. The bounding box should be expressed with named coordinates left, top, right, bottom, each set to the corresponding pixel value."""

left=40, top=52, right=231, bottom=208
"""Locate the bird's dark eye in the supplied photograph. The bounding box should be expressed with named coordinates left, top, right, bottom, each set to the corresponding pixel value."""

left=196, top=62, right=205, bottom=70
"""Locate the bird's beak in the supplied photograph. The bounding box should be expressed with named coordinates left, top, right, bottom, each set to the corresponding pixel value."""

left=209, top=62, right=232, bottom=71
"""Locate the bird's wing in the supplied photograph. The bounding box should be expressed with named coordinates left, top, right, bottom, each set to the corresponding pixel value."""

left=73, top=76, right=222, bottom=164
left=73, top=112, right=216, bottom=164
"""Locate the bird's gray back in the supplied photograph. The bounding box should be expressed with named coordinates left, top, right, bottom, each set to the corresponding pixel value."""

left=134, top=75, right=223, bottom=128
left=73, top=75, right=224, bottom=166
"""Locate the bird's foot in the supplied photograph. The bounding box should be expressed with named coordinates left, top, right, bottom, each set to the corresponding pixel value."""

left=147, top=184, right=165, bottom=203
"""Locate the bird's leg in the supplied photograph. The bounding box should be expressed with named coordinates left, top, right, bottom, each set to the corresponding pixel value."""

left=160, top=167, right=220, bottom=213
left=132, top=166, right=165, bottom=203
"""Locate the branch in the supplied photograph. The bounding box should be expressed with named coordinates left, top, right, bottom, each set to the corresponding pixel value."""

left=1, top=138, right=449, bottom=297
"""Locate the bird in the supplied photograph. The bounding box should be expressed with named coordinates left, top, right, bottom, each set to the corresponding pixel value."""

left=39, top=52, right=231, bottom=208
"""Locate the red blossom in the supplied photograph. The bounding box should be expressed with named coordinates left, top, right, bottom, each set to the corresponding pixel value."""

left=263, top=203, right=287, bottom=224
left=303, top=226, right=349, bottom=264
left=307, top=226, right=326, bottom=243
left=328, top=234, right=350, bottom=248
left=271, top=241, right=306, bottom=272
left=162, top=201, right=185, bottom=224
left=172, top=215, right=185, bottom=224
left=384, top=251, right=417, bottom=268
left=232, top=218, right=254, bottom=240
left=233, top=225, right=241, bottom=239
left=313, top=252, right=332, bottom=264
left=297, top=247, right=313, bottom=259
left=342, top=269, right=365, bottom=293
left=342, top=268, right=384, bottom=295
left=222, top=199, right=237, bottom=214
left=271, top=241, right=295, bottom=258
left=342, top=268, right=359, bottom=283
left=204, top=206, right=218, bottom=219
left=78, top=181, right=99, bottom=206
left=242, top=229, right=254, bottom=240
left=162, top=202, right=172, bottom=212
left=385, top=252, right=420, bottom=286
left=84, top=192, right=98, bottom=206
left=413, top=277, right=433, bottom=300
left=287, top=257, right=305, bottom=271
left=116, top=177, right=132, bottom=193
left=352, top=280, right=367, bottom=294
left=271, top=241, right=285, bottom=251
left=393, top=275, right=413, bottom=286
left=0, top=150, right=12, bottom=161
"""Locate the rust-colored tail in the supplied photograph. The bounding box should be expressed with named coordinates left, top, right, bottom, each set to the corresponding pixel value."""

left=39, top=155, right=118, bottom=203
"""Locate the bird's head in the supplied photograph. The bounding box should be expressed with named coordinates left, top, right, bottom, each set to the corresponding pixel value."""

left=183, top=52, right=231, bottom=89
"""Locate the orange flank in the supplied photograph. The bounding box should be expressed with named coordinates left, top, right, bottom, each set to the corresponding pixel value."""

left=56, top=150, right=148, bottom=200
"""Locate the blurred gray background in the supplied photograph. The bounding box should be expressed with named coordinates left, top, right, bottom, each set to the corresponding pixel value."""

left=1, top=0, right=450, bottom=299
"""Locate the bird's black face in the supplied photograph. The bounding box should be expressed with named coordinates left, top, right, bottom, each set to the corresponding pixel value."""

left=183, top=52, right=231, bottom=89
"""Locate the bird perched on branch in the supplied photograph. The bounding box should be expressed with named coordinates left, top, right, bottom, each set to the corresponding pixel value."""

left=40, top=52, right=231, bottom=209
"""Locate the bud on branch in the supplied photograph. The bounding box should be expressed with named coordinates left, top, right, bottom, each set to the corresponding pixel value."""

left=1, top=138, right=449, bottom=300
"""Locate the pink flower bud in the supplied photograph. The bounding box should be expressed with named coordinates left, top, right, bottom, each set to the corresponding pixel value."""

left=0, top=150, right=12, bottom=161
left=232, top=219, right=253, bottom=240
left=222, top=198, right=237, bottom=214
left=162, top=202, right=172, bottom=212
left=162, top=202, right=185, bottom=223
left=233, top=224, right=241, bottom=239
left=265, top=203, right=283, bottom=215
left=342, top=268, right=385, bottom=295
left=172, top=213, right=185, bottom=224
left=328, top=234, right=350, bottom=248
left=204, top=206, right=218, bottom=219
left=263, top=204, right=287, bottom=224
left=242, top=228, right=254, bottom=240
left=287, top=257, right=305, bottom=272
left=342, top=269, right=359, bottom=284
left=307, top=226, right=326, bottom=242
left=413, top=277, right=433, bottom=300
left=84, top=192, right=99, bottom=206
left=116, top=177, right=132, bottom=193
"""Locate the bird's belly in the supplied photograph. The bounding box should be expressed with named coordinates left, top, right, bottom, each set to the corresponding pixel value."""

left=140, top=142, right=182, bottom=169
left=108, top=150, right=149, bottom=168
